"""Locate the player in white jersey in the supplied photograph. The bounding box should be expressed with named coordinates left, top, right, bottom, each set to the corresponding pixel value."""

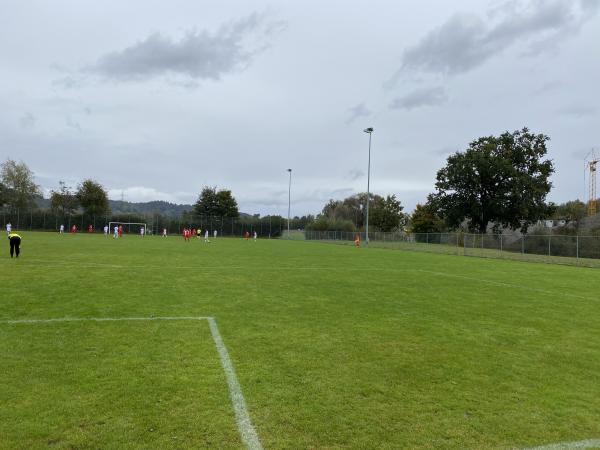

left=103, top=225, right=109, bottom=236
left=162, top=228, right=167, bottom=237
left=254, top=231, right=257, bottom=241
left=140, top=227, right=145, bottom=237
left=113, top=226, right=119, bottom=239
left=6, top=222, right=12, bottom=234
left=214, top=229, right=217, bottom=239
left=59, top=224, right=65, bottom=234
left=204, top=229, right=209, bottom=242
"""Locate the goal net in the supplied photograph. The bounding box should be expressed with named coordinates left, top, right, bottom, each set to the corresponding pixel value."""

left=108, top=222, right=148, bottom=235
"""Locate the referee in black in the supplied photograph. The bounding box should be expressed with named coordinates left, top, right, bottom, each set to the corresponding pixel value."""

left=8, top=232, right=21, bottom=258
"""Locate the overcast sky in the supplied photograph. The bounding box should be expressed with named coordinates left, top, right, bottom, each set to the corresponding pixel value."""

left=1, top=0, right=599, bottom=216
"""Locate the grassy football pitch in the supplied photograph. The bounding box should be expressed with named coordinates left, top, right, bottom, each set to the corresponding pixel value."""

left=1, top=232, right=600, bottom=449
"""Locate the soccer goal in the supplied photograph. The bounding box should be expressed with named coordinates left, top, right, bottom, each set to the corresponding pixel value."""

left=108, top=222, right=147, bottom=235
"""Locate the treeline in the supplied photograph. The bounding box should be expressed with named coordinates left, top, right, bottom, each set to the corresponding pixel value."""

left=306, top=193, right=407, bottom=232
left=0, top=159, right=312, bottom=236
left=309, top=127, right=600, bottom=236
left=4, top=124, right=599, bottom=238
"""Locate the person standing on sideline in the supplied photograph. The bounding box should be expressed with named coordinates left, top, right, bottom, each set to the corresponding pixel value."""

left=8, top=232, right=21, bottom=258
left=6, top=222, right=12, bottom=235
left=59, top=224, right=65, bottom=234
left=113, top=225, right=119, bottom=239
left=253, top=231, right=257, bottom=241
left=204, top=229, right=210, bottom=243
left=214, top=229, right=217, bottom=239
left=103, top=225, right=109, bottom=236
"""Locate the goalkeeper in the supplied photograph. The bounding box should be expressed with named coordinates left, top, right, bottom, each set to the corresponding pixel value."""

left=8, top=232, right=21, bottom=258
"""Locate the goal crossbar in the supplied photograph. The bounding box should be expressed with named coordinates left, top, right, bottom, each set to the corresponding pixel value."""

left=108, top=222, right=147, bottom=232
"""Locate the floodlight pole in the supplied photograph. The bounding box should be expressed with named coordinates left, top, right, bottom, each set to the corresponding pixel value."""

left=364, top=127, right=373, bottom=246
left=287, top=168, right=292, bottom=239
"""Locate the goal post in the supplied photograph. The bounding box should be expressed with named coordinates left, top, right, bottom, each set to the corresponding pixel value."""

left=108, top=222, right=148, bottom=235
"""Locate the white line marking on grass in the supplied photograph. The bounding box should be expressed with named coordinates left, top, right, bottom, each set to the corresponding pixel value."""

left=0, top=316, right=263, bottom=450
left=207, top=317, right=263, bottom=450
left=521, top=439, right=600, bottom=449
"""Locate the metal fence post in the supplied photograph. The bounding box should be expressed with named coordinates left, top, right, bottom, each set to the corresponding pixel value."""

left=548, top=235, right=551, bottom=257
left=576, top=235, right=579, bottom=261
left=521, top=235, right=525, bottom=255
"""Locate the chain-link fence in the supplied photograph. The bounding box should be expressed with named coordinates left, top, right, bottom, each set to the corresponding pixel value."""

left=0, top=208, right=288, bottom=238
left=305, top=230, right=600, bottom=268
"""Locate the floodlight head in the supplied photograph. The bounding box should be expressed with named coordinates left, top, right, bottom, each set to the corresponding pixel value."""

left=287, top=168, right=292, bottom=172
left=363, top=127, right=374, bottom=133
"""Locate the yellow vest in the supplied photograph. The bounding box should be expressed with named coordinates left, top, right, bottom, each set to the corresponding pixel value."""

left=8, top=233, right=21, bottom=239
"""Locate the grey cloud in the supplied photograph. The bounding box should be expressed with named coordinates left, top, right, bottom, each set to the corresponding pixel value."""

left=388, top=0, right=598, bottom=83
left=84, top=13, right=276, bottom=82
left=389, top=87, right=448, bottom=110
left=533, top=80, right=563, bottom=95
left=347, top=169, right=365, bottom=181
left=19, top=112, right=36, bottom=129
left=430, top=146, right=458, bottom=157
left=557, top=105, right=597, bottom=118
left=345, top=102, right=372, bottom=124
left=66, top=116, right=82, bottom=132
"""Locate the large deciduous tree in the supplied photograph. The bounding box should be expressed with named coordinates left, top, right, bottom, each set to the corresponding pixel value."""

left=315, top=192, right=406, bottom=231
left=50, top=181, right=79, bottom=216
left=429, top=128, right=554, bottom=233
left=370, top=194, right=407, bottom=232
left=194, top=187, right=239, bottom=218
left=215, top=189, right=239, bottom=217
left=0, top=159, right=41, bottom=209
left=553, top=200, right=586, bottom=222
left=0, top=181, right=7, bottom=207
left=76, top=179, right=110, bottom=217
left=410, top=203, right=446, bottom=233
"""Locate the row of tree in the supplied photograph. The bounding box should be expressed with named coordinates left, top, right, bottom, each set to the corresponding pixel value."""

left=2, top=126, right=591, bottom=235
left=307, top=193, right=406, bottom=232
left=310, top=128, right=584, bottom=235
left=0, top=159, right=245, bottom=224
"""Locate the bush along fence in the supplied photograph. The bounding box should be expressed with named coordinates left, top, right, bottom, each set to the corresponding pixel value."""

left=304, top=230, right=600, bottom=268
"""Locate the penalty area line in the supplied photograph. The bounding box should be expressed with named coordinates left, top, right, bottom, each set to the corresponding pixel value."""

left=0, top=316, right=263, bottom=450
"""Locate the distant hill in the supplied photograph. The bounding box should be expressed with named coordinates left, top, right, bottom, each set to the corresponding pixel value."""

left=108, top=200, right=193, bottom=217
left=35, top=197, right=192, bottom=217
left=35, top=197, right=251, bottom=218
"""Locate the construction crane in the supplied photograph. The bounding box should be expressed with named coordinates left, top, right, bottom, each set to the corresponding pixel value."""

left=585, top=150, right=599, bottom=216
